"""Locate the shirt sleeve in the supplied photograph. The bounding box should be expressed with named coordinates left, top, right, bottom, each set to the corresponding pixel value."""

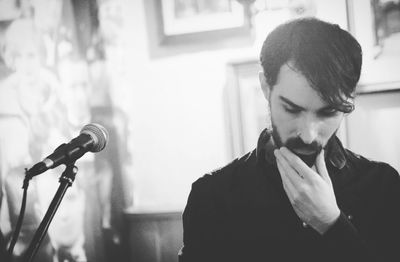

left=322, top=211, right=376, bottom=261
left=322, top=164, right=400, bottom=262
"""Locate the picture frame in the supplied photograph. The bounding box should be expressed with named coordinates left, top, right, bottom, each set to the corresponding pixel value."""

left=347, top=0, right=400, bottom=92
left=143, top=0, right=254, bottom=58
left=224, top=59, right=268, bottom=159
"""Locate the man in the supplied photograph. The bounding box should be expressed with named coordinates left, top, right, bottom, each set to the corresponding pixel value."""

left=179, top=18, right=400, bottom=262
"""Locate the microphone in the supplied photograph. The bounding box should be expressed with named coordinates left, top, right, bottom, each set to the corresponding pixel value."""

left=26, top=123, right=108, bottom=178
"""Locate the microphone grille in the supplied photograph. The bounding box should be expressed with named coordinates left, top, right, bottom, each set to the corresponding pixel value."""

left=80, top=123, right=109, bottom=152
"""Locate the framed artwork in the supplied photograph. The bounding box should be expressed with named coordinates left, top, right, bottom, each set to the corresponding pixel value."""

left=161, top=0, right=246, bottom=35
left=347, top=0, right=400, bottom=91
left=344, top=1, right=400, bottom=172
left=224, top=59, right=268, bottom=158
left=143, top=0, right=254, bottom=58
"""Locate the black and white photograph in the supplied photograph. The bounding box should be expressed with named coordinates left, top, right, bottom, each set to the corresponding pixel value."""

left=0, top=0, right=399, bottom=262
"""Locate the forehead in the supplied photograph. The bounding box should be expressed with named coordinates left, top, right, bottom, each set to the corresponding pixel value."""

left=272, top=63, right=328, bottom=110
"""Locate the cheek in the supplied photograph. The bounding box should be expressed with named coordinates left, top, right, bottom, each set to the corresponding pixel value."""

left=319, top=116, right=343, bottom=140
left=270, top=104, right=297, bottom=138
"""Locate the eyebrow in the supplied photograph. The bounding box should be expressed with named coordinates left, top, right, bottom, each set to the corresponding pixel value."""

left=279, top=96, right=305, bottom=110
left=279, top=95, right=335, bottom=111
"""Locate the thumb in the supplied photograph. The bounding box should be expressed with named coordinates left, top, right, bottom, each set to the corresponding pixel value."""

left=315, top=150, right=331, bottom=184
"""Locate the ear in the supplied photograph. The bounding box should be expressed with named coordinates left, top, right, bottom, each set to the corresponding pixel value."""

left=258, top=71, right=270, bottom=100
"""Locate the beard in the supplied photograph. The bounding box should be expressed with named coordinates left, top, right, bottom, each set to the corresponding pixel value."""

left=271, top=123, right=329, bottom=167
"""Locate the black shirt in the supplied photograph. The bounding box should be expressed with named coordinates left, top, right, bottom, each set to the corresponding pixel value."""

left=179, top=129, right=400, bottom=262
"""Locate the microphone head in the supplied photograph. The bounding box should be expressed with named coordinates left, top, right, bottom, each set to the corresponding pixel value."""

left=80, top=123, right=109, bottom=152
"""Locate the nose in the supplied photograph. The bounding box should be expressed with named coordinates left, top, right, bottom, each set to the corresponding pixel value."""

left=298, top=116, right=319, bottom=144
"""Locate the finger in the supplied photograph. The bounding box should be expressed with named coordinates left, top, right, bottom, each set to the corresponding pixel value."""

left=275, top=149, right=304, bottom=183
left=315, top=149, right=332, bottom=185
left=279, top=147, right=313, bottom=180
left=276, top=155, right=296, bottom=199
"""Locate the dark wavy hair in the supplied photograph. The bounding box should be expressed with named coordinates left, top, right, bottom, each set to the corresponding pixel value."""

left=260, top=18, right=362, bottom=113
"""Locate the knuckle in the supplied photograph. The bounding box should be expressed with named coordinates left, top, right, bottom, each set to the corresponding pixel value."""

left=298, top=183, right=308, bottom=193
left=291, top=191, right=304, bottom=205
left=308, top=177, right=317, bottom=186
left=298, top=190, right=308, bottom=200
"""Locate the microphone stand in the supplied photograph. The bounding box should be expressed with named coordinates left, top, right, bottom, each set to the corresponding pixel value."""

left=23, top=161, right=78, bottom=262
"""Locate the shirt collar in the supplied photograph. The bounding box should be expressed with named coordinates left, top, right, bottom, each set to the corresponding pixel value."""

left=256, top=128, right=347, bottom=170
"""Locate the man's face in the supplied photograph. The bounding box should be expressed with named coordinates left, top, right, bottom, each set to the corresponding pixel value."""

left=262, top=63, right=345, bottom=166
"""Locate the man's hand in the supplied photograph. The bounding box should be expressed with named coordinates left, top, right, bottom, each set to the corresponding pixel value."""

left=274, top=147, right=340, bottom=234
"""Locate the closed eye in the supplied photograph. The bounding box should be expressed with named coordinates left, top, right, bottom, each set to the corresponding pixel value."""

left=284, top=106, right=301, bottom=114
left=280, top=96, right=304, bottom=115
left=318, top=108, right=340, bottom=117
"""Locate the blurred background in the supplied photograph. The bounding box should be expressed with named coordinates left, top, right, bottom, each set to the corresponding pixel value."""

left=0, top=0, right=399, bottom=261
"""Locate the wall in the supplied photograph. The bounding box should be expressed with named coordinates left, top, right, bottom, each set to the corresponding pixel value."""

left=347, top=91, right=400, bottom=172
left=111, top=0, right=351, bottom=212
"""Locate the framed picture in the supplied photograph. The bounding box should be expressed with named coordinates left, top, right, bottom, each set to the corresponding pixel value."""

left=161, top=0, right=246, bottom=35
left=143, top=0, right=254, bottom=58
left=347, top=0, right=400, bottom=91
left=224, top=59, right=268, bottom=158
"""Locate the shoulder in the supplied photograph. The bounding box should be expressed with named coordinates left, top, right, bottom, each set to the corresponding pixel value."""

left=344, top=148, right=399, bottom=182
left=191, top=150, right=256, bottom=194
left=184, top=150, right=257, bottom=216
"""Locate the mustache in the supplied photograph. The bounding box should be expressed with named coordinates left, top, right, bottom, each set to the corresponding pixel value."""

left=285, top=137, right=322, bottom=153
